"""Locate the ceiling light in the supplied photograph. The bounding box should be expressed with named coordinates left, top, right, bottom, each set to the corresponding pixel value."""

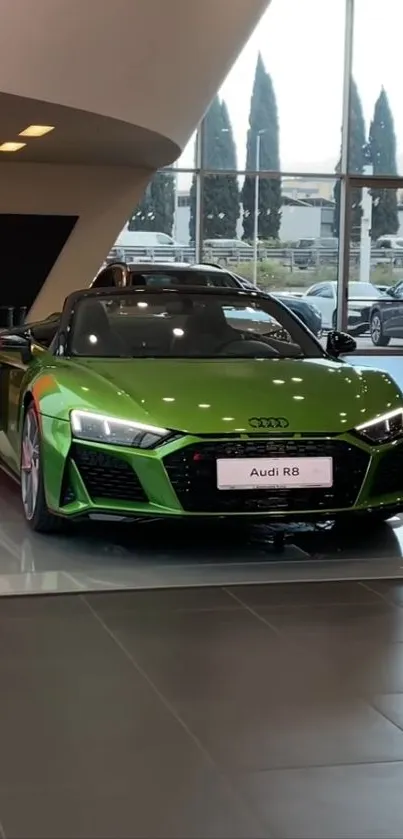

left=19, top=125, right=54, bottom=138
left=0, top=142, right=26, bottom=152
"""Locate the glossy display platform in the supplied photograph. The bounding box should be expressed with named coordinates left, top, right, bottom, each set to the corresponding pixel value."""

left=1, top=472, right=403, bottom=596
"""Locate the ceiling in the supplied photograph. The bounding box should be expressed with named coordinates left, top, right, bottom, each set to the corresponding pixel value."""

left=0, top=93, right=180, bottom=167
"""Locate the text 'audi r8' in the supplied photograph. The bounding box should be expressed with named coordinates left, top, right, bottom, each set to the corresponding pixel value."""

left=0, top=284, right=402, bottom=532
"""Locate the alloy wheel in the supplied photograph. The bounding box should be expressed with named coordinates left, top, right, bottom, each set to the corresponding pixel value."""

left=371, top=314, right=381, bottom=345
left=21, top=410, right=40, bottom=521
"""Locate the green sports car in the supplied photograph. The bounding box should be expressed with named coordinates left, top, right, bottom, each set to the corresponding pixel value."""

left=0, top=283, right=402, bottom=532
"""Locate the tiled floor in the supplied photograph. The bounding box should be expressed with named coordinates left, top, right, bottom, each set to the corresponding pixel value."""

left=2, top=580, right=403, bottom=837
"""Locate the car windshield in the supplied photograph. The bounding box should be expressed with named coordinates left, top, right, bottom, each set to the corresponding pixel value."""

left=67, top=291, right=323, bottom=360
left=349, top=282, right=382, bottom=298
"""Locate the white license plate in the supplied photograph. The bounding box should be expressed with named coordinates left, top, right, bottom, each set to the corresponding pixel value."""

left=216, top=457, right=333, bottom=490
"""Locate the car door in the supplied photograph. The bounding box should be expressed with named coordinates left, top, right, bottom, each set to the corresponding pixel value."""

left=383, top=281, right=403, bottom=337
left=305, top=283, right=335, bottom=327
left=0, top=318, right=59, bottom=472
left=0, top=335, right=31, bottom=471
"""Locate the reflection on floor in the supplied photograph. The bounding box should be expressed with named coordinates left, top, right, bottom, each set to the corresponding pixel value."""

left=3, top=581, right=403, bottom=838
left=1, top=474, right=403, bottom=596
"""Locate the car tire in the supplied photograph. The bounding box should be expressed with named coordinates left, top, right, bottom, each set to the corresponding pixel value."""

left=20, top=404, right=62, bottom=533
left=370, top=311, right=390, bottom=347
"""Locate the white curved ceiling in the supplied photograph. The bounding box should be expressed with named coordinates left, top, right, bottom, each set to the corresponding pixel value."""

left=0, top=0, right=269, bottom=157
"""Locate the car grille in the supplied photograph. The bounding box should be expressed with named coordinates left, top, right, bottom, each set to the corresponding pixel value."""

left=72, top=445, right=147, bottom=504
left=163, top=439, right=369, bottom=514
left=370, top=444, right=403, bottom=497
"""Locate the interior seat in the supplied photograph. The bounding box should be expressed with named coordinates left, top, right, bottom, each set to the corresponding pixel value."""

left=171, top=305, right=238, bottom=355
left=72, top=301, right=126, bottom=356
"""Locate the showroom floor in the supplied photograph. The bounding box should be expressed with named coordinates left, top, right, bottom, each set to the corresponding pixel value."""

left=3, top=432, right=403, bottom=837
left=1, top=580, right=403, bottom=838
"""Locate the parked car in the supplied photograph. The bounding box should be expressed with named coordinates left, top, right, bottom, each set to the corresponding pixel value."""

left=369, top=279, right=403, bottom=346
left=293, top=237, right=339, bottom=269
left=232, top=274, right=322, bottom=336
left=375, top=236, right=403, bottom=267
left=110, top=227, right=184, bottom=263
left=2, top=284, right=403, bottom=532
left=274, top=294, right=322, bottom=337
left=92, top=262, right=249, bottom=292
left=92, top=262, right=323, bottom=337
left=303, top=281, right=383, bottom=333
left=203, top=239, right=253, bottom=252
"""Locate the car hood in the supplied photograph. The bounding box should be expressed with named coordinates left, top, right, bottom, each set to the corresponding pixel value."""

left=36, top=356, right=403, bottom=436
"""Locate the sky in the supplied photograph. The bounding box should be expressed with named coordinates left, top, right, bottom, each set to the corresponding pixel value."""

left=178, top=0, right=403, bottom=180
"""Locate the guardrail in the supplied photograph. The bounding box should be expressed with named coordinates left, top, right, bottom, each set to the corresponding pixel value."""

left=108, top=245, right=403, bottom=271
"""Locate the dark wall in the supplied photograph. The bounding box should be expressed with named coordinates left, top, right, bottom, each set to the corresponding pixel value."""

left=0, top=214, right=78, bottom=324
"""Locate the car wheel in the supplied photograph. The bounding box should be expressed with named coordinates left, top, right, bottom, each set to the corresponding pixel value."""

left=370, top=311, right=390, bottom=346
left=20, top=404, right=62, bottom=533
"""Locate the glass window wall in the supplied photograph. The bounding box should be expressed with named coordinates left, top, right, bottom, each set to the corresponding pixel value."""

left=123, top=0, right=403, bottom=358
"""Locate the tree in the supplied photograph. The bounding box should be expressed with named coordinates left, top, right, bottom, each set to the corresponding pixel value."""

left=129, top=170, right=175, bottom=235
left=369, top=87, right=399, bottom=239
left=189, top=96, right=240, bottom=241
left=333, top=78, right=366, bottom=241
left=241, top=54, right=281, bottom=241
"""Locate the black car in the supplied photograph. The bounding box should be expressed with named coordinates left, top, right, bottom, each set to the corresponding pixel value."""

left=92, top=261, right=239, bottom=290
left=91, top=261, right=323, bottom=337
left=273, top=293, right=322, bottom=336
left=369, top=280, right=403, bottom=346
left=232, top=274, right=322, bottom=336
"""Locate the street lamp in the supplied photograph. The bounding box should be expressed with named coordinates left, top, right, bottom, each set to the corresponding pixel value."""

left=173, top=159, right=179, bottom=241
left=359, top=146, right=373, bottom=285
left=253, top=129, right=267, bottom=286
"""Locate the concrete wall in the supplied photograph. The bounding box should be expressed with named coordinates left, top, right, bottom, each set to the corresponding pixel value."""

left=0, top=163, right=151, bottom=320
left=0, top=0, right=270, bottom=316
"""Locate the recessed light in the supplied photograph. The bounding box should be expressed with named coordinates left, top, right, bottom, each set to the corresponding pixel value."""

left=19, top=125, right=54, bottom=138
left=0, top=142, right=26, bottom=152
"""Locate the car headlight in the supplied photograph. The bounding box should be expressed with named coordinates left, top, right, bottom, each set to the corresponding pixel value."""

left=70, top=410, right=170, bottom=449
left=355, top=408, right=403, bottom=444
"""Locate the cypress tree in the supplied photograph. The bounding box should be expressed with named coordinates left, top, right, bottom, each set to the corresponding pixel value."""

left=189, top=96, right=239, bottom=241
left=129, top=170, right=175, bottom=235
left=333, top=78, right=366, bottom=241
left=241, top=54, right=281, bottom=241
left=369, top=87, right=399, bottom=239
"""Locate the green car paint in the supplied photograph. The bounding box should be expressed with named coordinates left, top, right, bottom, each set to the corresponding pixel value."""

left=0, top=351, right=402, bottom=522
left=0, top=285, right=403, bottom=527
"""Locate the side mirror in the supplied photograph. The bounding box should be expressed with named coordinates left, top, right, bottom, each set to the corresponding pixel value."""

left=0, top=333, right=32, bottom=363
left=326, top=330, right=356, bottom=357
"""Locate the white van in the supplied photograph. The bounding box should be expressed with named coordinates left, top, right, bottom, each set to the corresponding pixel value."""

left=114, top=226, right=182, bottom=249
left=111, top=225, right=184, bottom=263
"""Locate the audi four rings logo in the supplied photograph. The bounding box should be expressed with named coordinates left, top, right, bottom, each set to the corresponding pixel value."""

left=248, top=417, right=290, bottom=429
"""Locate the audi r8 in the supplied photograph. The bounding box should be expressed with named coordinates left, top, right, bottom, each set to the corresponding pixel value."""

left=0, top=284, right=402, bottom=533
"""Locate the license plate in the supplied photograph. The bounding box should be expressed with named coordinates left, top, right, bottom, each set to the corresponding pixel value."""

left=216, top=457, right=333, bottom=490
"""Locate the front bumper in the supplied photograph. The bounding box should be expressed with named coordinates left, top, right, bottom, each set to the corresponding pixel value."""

left=39, top=417, right=403, bottom=522
left=347, top=306, right=371, bottom=334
